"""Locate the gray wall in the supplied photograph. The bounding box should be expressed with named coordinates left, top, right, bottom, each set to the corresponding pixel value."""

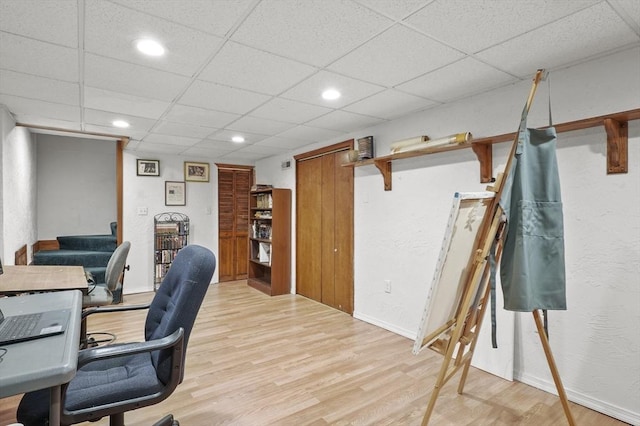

left=36, top=134, right=116, bottom=239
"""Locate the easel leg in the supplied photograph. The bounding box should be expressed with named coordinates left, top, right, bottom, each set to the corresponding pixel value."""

left=532, top=310, right=576, bottom=426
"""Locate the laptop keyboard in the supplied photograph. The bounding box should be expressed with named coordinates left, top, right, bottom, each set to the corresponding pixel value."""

left=0, top=313, right=42, bottom=340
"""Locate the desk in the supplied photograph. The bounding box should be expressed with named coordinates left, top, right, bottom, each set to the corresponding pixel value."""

left=0, top=265, right=87, bottom=295
left=0, top=290, right=82, bottom=425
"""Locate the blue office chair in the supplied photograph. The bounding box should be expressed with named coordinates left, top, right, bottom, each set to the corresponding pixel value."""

left=17, top=245, right=216, bottom=426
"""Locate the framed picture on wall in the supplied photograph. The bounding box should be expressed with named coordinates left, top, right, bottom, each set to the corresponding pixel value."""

left=137, top=159, right=160, bottom=176
left=165, top=181, right=186, bottom=206
left=184, top=161, right=210, bottom=182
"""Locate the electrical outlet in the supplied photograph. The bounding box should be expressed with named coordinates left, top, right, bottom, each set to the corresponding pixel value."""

left=384, top=280, right=391, bottom=293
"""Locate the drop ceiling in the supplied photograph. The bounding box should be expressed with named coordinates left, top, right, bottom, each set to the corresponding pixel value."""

left=1, top=0, right=638, bottom=163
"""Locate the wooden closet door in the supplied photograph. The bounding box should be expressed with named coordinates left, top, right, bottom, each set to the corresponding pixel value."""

left=295, top=141, right=353, bottom=314
left=296, top=156, right=323, bottom=301
left=217, top=165, right=252, bottom=282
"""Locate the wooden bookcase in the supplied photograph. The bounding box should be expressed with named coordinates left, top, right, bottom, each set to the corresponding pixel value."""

left=248, top=188, right=291, bottom=296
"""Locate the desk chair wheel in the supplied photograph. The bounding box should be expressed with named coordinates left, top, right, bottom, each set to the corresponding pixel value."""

left=152, top=414, right=179, bottom=426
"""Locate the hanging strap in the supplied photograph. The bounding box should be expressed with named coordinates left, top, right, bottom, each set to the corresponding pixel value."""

left=489, top=239, right=498, bottom=348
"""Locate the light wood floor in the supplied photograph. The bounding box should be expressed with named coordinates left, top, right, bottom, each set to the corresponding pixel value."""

left=0, top=281, right=628, bottom=425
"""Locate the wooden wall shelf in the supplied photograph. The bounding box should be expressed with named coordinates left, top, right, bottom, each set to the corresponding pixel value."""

left=344, top=108, right=639, bottom=191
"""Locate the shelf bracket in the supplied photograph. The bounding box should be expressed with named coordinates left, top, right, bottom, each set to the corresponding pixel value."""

left=604, top=118, right=628, bottom=174
left=471, top=143, right=493, bottom=183
left=374, top=159, right=392, bottom=191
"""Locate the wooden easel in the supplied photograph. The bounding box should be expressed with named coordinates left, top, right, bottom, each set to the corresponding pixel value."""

left=418, top=70, right=576, bottom=426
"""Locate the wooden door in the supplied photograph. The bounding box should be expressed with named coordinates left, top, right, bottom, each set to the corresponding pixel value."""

left=217, top=164, right=252, bottom=282
left=295, top=141, right=353, bottom=314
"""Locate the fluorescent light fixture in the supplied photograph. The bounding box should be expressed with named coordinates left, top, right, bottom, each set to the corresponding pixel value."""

left=112, top=120, right=130, bottom=128
left=232, top=135, right=245, bottom=143
left=322, top=88, right=341, bottom=100
left=135, top=39, right=165, bottom=56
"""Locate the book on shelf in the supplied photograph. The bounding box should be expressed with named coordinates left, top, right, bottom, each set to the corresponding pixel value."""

left=255, top=193, right=273, bottom=209
left=258, top=242, right=271, bottom=265
left=252, top=221, right=272, bottom=239
left=254, top=210, right=272, bottom=219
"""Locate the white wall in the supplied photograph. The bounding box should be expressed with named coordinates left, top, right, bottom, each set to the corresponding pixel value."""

left=0, top=106, right=37, bottom=265
left=36, top=134, right=116, bottom=238
left=255, top=46, right=640, bottom=423
left=121, top=152, right=221, bottom=294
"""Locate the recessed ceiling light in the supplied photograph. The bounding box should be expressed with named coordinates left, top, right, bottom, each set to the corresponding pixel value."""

left=322, top=88, right=341, bottom=100
left=112, top=120, right=130, bottom=128
left=232, top=135, right=245, bottom=143
left=135, top=38, right=165, bottom=56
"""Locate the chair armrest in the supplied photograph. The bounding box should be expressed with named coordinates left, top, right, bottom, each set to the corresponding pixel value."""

left=82, top=302, right=151, bottom=319
left=77, top=328, right=184, bottom=369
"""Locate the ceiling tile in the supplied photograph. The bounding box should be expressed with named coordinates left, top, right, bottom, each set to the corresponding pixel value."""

left=406, top=0, right=601, bottom=53
left=199, top=41, right=318, bottom=95
left=476, top=2, right=640, bottom=77
left=180, top=145, right=235, bottom=158
left=84, top=87, right=171, bottom=119
left=257, top=135, right=316, bottom=150
left=152, top=120, right=217, bottom=139
left=328, top=24, right=464, bottom=86
left=0, top=33, right=78, bottom=82
left=164, top=104, right=240, bottom=128
left=83, top=108, right=157, bottom=133
left=236, top=144, right=290, bottom=156
left=305, top=110, right=386, bottom=132
left=281, top=70, right=386, bottom=108
left=179, top=80, right=271, bottom=115
left=84, top=54, right=190, bottom=102
left=84, top=0, right=224, bottom=76
left=143, top=133, right=201, bottom=147
left=227, top=115, right=296, bottom=136
left=194, top=138, right=238, bottom=150
left=209, top=129, right=271, bottom=145
left=231, top=0, right=393, bottom=67
left=133, top=141, right=186, bottom=155
left=396, top=57, right=518, bottom=102
left=0, top=69, right=79, bottom=106
left=612, top=0, right=640, bottom=30
left=250, top=98, right=333, bottom=124
left=344, top=89, right=436, bottom=119
left=108, top=0, right=255, bottom=37
left=0, top=94, right=80, bottom=122
left=274, top=125, right=345, bottom=143
left=0, top=0, right=77, bottom=47
left=355, top=0, right=431, bottom=20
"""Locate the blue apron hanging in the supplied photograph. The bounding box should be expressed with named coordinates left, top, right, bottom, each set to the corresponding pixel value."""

left=498, top=94, right=567, bottom=313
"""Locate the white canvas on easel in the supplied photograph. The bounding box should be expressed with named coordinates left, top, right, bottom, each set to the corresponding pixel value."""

left=413, top=192, right=495, bottom=354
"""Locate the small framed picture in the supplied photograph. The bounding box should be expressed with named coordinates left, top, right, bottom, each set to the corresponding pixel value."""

left=165, top=181, right=186, bottom=206
left=137, top=159, right=160, bottom=176
left=184, top=161, right=210, bottom=182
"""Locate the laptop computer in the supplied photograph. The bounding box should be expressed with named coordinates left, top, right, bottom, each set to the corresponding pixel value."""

left=0, top=308, right=70, bottom=345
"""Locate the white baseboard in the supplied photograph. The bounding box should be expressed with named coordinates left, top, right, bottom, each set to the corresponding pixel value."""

left=353, top=310, right=416, bottom=340
left=515, top=371, right=639, bottom=425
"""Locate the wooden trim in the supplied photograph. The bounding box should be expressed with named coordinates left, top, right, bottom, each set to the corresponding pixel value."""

left=14, top=244, right=28, bottom=265
left=116, top=137, right=126, bottom=244
left=33, top=240, right=59, bottom=253
left=16, top=123, right=128, bottom=141
left=215, top=163, right=254, bottom=171
left=294, top=140, right=354, bottom=162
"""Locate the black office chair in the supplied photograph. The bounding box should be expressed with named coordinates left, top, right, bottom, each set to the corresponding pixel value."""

left=17, top=245, right=216, bottom=426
